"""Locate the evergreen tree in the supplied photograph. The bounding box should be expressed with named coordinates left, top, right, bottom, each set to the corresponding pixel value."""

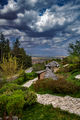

left=12, top=39, right=32, bottom=69
left=68, top=40, right=80, bottom=57
left=12, top=38, right=20, bottom=57
left=5, top=39, right=10, bottom=59
left=0, top=33, right=32, bottom=69
left=0, top=33, right=6, bottom=61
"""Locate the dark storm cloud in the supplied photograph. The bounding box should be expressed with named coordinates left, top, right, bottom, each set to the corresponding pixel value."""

left=0, top=0, right=80, bottom=56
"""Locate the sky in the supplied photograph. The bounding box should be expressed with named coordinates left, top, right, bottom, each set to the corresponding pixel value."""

left=0, top=0, right=80, bottom=57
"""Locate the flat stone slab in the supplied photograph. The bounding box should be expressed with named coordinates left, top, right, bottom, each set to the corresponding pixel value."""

left=25, top=67, right=33, bottom=73
left=37, top=94, right=80, bottom=116
left=23, top=77, right=38, bottom=87
left=75, top=75, right=80, bottom=79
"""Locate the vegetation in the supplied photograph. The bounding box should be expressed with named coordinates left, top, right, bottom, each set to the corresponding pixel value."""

left=22, top=103, right=80, bottom=120
left=32, top=78, right=80, bottom=98
left=12, top=38, right=32, bottom=69
left=0, top=33, right=32, bottom=78
left=68, top=40, right=80, bottom=57
left=66, top=71, right=80, bottom=86
left=13, top=72, right=37, bottom=85
left=0, top=36, right=80, bottom=119
left=0, top=83, right=37, bottom=119
left=0, top=55, right=19, bottom=76
left=0, top=33, right=10, bottom=61
left=33, top=63, right=45, bottom=72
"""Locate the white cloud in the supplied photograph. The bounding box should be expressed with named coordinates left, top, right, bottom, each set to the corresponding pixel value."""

left=0, top=0, right=18, bottom=14
left=30, top=3, right=79, bottom=32
left=31, top=9, right=66, bottom=32
left=0, top=28, right=26, bottom=38
left=14, top=10, right=38, bottom=27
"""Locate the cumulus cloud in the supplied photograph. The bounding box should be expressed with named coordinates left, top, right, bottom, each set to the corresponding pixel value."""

left=0, top=0, right=80, bottom=56
left=0, top=0, right=18, bottom=14
left=14, top=10, right=38, bottom=27
left=31, top=9, right=66, bottom=32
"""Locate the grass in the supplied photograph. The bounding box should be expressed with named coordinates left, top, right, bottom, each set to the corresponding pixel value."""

left=22, top=103, right=80, bottom=120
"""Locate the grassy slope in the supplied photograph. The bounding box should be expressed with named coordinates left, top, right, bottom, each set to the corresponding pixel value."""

left=22, top=104, right=80, bottom=120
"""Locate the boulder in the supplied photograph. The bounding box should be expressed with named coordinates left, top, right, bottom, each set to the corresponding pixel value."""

left=44, top=68, right=58, bottom=80
left=12, top=116, right=18, bottom=120
left=75, top=75, right=80, bottom=79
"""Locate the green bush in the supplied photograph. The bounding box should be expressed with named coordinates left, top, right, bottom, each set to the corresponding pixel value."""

left=33, top=78, right=80, bottom=96
left=57, top=63, right=80, bottom=74
left=0, top=93, right=9, bottom=117
left=24, top=91, right=37, bottom=106
left=0, top=79, right=7, bottom=89
left=0, top=56, right=18, bottom=76
left=7, top=90, right=25, bottom=118
left=0, top=83, right=25, bottom=94
left=14, top=72, right=37, bottom=85
left=0, top=83, right=37, bottom=117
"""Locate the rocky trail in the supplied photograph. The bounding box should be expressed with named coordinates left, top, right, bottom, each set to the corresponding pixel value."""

left=23, top=78, right=80, bottom=116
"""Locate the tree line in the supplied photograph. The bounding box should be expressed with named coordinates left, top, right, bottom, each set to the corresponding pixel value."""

left=0, top=33, right=32, bottom=69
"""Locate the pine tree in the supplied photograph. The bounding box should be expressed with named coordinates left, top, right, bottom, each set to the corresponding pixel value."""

left=0, top=33, right=10, bottom=61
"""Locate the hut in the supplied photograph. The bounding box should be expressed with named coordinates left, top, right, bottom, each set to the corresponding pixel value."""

left=36, top=68, right=57, bottom=80
left=36, top=70, right=46, bottom=80
left=36, top=61, right=59, bottom=80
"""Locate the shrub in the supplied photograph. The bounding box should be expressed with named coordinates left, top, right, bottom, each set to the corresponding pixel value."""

left=0, top=84, right=37, bottom=118
left=0, top=93, right=9, bottom=117
left=13, top=76, right=24, bottom=85
left=7, top=90, right=25, bottom=118
left=0, top=79, right=7, bottom=89
left=0, top=83, right=23, bottom=94
left=14, top=72, right=37, bottom=85
left=24, top=91, right=37, bottom=106
left=33, top=78, right=80, bottom=95
left=0, top=56, right=18, bottom=76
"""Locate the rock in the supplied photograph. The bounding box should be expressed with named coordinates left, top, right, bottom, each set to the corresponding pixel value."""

left=44, top=68, right=58, bottom=80
left=12, top=116, right=18, bottom=120
left=75, top=75, right=80, bottom=79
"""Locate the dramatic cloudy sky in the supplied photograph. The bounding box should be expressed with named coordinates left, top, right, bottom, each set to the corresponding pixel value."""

left=0, top=0, right=80, bottom=56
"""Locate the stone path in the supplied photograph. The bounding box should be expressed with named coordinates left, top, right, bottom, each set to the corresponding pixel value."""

left=23, top=77, right=38, bottom=87
left=37, top=94, right=80, bottom=116
left=23, top=78, right=80, bottom=116
left=25, top=67, right=33, bottom=73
